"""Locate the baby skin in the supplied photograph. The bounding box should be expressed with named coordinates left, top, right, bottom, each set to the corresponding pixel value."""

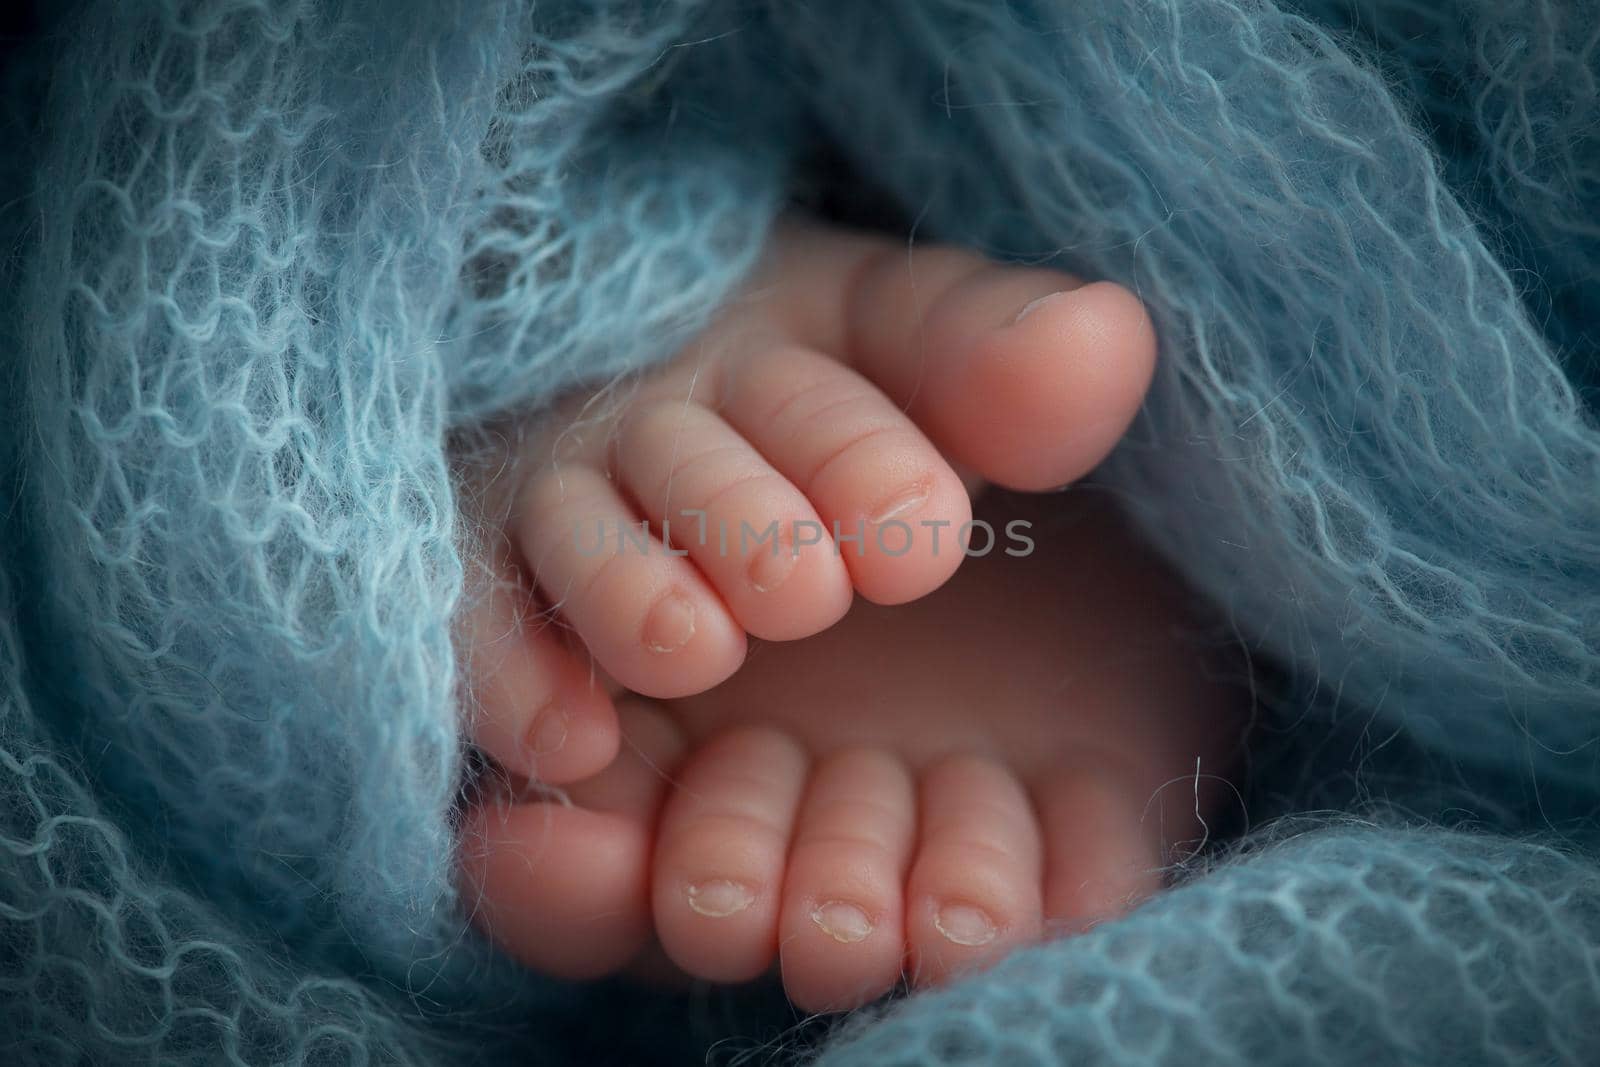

left=456, top=220, right=1247, bottom=1013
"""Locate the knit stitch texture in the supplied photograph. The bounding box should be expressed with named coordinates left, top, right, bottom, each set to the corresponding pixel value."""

left=3, top=0, right=1599, bottom=1063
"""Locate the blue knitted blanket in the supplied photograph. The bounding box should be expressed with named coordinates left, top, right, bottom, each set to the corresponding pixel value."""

left=4, top=1, right=1599, bottom=1063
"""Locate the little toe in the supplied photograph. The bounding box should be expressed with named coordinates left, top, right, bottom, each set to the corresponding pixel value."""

left=779, top=748, right=916, bottom=1013
left=905, top=755, right=1044, bottom=987
left=609, top=399, right=853, bottom=641
left=459, top=701, right=685, bottom=981
left=652, top=727, right=808, bottom=983
left=1034, top=761, right=1165, bottom=936
left=518, top=461, right=746, bottom=699
left=837, top=237, right=1158, bottom=492
left=460, top=566, right=618, bottom=785
left=718, top=344, right=971, bottom=606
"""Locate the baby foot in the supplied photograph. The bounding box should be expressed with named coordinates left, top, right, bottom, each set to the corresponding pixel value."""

left=643, top=488, right=1245, bottom=1011
left=461, top=491, right=1246, bottom=1010
left=455, top=220, right=1195, bottom=1007
left=455, top=219, right=1156, bottom=786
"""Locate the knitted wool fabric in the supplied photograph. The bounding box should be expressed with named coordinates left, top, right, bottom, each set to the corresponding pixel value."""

left=2, top=1, right=1598, bottom=1064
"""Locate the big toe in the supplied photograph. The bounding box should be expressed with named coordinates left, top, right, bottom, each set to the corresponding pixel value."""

left=460, top=699, right=684, bottom=980
left=945, top=279, right=1157, bottom=491
left=843, top=240, right=1158, bottom=492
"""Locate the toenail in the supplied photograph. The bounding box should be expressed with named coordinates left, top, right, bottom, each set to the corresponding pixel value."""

left=811, top=901, right=874, bottom=943
left=642, top=591, right=696, bottom=653
left=746, top=531, right=798, bottom=593
left=1014, top=290, right=1069, bottom=325
left=685, top=879, right=755, bottom=918
left=868, top=478, right=932, bottom=525
left=934, top=902, right=997, bottom=946
left=528, top=707, right=568, bottom=755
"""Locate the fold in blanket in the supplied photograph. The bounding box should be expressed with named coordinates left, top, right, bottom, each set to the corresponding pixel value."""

left=3, top=0, right=1598, bottom=1063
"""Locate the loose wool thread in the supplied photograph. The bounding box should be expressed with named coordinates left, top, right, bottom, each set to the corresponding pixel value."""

left=2, top=0, right=1598, bottom=1063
